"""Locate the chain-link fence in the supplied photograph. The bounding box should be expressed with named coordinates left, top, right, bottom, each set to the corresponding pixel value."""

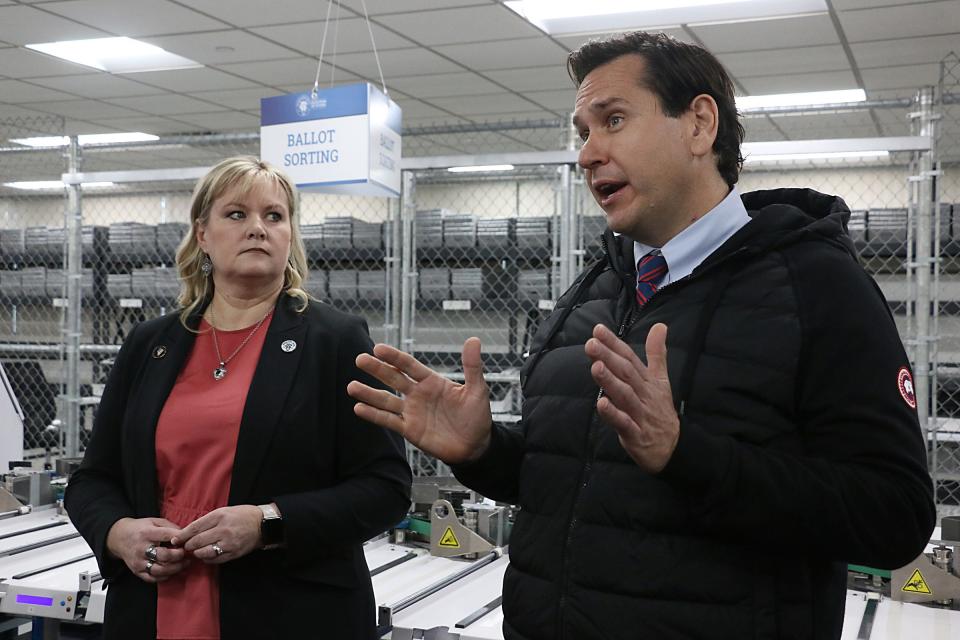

left=3, top=80, right=960, bottom=505
left=929, top=52, right=960, bottom=516
left=0, top=116, right=70, bottom=459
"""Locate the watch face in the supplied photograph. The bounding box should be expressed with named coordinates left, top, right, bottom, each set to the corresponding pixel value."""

left=261, top=516, right=284, bottom=546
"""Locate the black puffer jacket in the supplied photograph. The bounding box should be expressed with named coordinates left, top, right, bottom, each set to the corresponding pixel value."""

left=454, top=189, right=935, bottom=640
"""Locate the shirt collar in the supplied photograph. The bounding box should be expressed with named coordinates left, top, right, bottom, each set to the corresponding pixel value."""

left=633, top=186, right=750, bottom=286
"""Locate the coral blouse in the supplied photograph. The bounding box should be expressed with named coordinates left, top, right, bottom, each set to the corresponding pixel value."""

left=153, top=314, right=272, bottom=639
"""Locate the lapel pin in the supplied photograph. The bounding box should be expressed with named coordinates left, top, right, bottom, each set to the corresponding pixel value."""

left=281, top=340, right=297, bottom=353
left=152, top=345, right=168, bottom=359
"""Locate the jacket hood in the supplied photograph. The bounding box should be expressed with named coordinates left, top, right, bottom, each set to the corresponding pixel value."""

left=720, top=188, right=854, bottom=261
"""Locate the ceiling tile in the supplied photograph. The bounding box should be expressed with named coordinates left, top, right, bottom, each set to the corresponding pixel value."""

left=388, top=99, right=456, bottom=120
left=434, top=38, right=567, bottom=72
left=386, top=72, right=502, bottom=99
left=0, top=47, right=95, bottom=78
left=861, top=63, right=943, bottom=91
left=831, top=0, right=919, bottom=9
left=402, top=116, right=472, bottom=132
left=29, top=73, right=165, bottom=99
left=62, top=119, right=118, bottom=135
left=525, top=89, right=575, bottom=111
left=485, top=66, right=573, bottom=92
left=19, top=98, right=144, bottom=118
left=142, top=30, right=296, bottom=65
left=0, top=79, right=77, bottom=102
left=429, top=92, right=553, bottom=116
left=0, top=103, right=46, bottom=119
left=0, top=5, right=106, bottom=45
left=332, top=47, right=463, bottom=78
left=169, top=111, right=260, bottom=130
left=851, top=33, right=960, bottom=69
left=177, top=0, right=346, bottom=28
left=127, top=67, right=261, bottom=92
left=219, top=57, right=362, bottom=88
left=838, top=1, right=960, bottom=42
left=107, top=94, right=227, bottom=116
left=555, top=28, right=689, bottom=52
left=41, top=0, right=227, bottom=36
left=91, top=115, right=199, bottom=135
left=361, top=0, right=490, bottom=14
left=723, top=45, right=850, bottom=78
left=739, top=70, right=859, bottom=94
left=691, top=14, right=839, bottom=53
left=375, top=5, right=542, bottom=46
left=187, top=87, right=280, bottom=113
left=251, top=18, right=414, bottom=56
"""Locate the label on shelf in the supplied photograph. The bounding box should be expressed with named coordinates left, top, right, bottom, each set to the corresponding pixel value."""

left=119, top=298, right=143, bottom=308
left=52, top=298, right=67, bottom=308
left=442, top=300, right=471, bottom=311
left=538, top=299, right=556, bottom=310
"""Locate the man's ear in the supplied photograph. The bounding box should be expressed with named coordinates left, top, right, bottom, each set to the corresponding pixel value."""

left=687, top=94, right=719, bottom=157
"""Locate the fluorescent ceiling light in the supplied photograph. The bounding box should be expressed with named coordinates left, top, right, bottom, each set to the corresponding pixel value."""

left=26, top=37, right=201, bottom=73
left=744, top=150, right=889, bottom=163
left=3, top=181, right=115, bottom=190
left=504, top=0, right=826, bottom=35
left=447, top=164, right=515, bottom=173
left=10, top=133, right=159, bottom=148
left=737, top=89, right=866, bottom=110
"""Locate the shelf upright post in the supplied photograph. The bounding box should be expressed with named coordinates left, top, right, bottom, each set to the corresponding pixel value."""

left=400, top=170, right=417, bottom=356
left=63, top=136, right=83, bottom=458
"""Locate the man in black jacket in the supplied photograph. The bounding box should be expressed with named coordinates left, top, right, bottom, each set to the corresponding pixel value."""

left=348, top=31, right=935, bottom=639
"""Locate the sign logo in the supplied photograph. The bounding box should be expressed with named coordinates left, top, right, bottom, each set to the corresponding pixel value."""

left=897, top=366, right=916, bottom=409
left=295, top=94, right=328, bottom=117
left=295, top=96, right=310, bottom=116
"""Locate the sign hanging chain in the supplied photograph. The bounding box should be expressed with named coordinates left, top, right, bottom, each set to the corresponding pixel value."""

left=312, top=0, right=335, bottom=96
left=359, top=0, right=389, bottom=96
left=311, top=0, right=389, bottom=97
left=328, top=0, right=342, bottom=87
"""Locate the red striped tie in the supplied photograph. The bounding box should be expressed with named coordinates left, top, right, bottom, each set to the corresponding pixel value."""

left=636, top=253, right=668, bottom=307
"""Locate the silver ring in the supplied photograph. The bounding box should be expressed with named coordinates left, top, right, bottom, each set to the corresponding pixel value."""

left=145, top=545, right=158, bottom=563
left=212, top=543, right=224, bottom=557
left=145, top=560, right=154, bottom=575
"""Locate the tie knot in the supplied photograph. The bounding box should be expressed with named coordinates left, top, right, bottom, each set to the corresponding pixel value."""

left=635, top=253, right=668, bottom=307
left=637, top=253, right=668, bottom=281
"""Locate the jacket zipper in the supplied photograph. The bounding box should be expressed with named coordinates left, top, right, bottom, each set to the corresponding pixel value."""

left=556, top=239, right=636, bottom=638
left=554, top=236, right=754, bottom=636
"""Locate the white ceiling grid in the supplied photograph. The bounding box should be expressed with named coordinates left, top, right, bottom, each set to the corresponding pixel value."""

left=0, top=0, right=954, bottom=156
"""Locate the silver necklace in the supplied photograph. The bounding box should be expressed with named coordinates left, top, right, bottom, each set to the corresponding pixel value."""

left=208, top=307, right=272, bottom=381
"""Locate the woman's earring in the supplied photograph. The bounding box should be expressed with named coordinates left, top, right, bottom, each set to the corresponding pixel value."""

left=201, top=255, right=212, bottom=277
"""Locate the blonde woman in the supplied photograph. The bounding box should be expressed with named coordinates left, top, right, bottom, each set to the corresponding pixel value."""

left=66, top=156, right=411, bottom=640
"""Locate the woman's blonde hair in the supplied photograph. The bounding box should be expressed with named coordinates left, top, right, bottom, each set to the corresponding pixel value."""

left=175, top=156, right=309, bottom=327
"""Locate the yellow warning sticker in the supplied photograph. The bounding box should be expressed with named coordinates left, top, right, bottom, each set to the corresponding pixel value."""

left=901, top=568, right=932, bottom=595
left=438, top=526, right=460, bottom=548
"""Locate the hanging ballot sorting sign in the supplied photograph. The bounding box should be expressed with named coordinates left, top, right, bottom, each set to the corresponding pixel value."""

left=260, top=83, right=402, bottom=197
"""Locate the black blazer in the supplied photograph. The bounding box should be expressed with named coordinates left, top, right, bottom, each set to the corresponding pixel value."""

left=65, top=295, right=412, bottom=639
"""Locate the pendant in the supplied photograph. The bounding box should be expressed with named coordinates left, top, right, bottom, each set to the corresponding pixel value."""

left=213, top=365, right=227, bottom=380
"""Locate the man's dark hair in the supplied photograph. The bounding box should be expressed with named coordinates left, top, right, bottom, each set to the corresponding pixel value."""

left=567, top=31, right=744, bottom=187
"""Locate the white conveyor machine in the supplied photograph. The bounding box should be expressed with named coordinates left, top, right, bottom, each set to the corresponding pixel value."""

left=3, top=511, right=958, bottom=640
left=0, top=506, right=106, bottom=628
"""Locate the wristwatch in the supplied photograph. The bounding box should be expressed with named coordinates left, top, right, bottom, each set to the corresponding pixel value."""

left=258, top=503, right=284, bottom=550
